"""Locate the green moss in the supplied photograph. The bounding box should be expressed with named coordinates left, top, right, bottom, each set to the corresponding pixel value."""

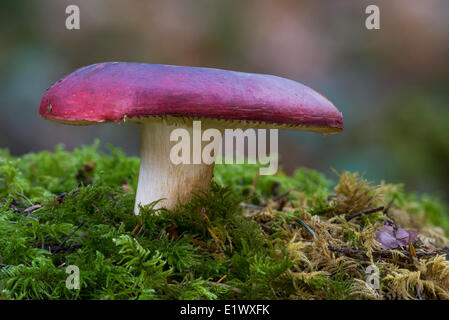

left=0, top=142, right=448, bottom=300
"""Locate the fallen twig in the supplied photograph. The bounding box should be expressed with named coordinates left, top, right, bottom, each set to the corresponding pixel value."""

left=131, top=219, right=143, bottom=236
left=272, top=189, right=294, bottom=202
left=211, top=275, right=227, bottom=288
left=328, top=245, right=444, bottom=258
left=52, top=221, right=86, bottom=254
left=23, top=204, right=41, bottom=212
left=345, top=206, right=384, bottom=221
left=16, top=193, right=33, bottom=207
left=23, top=204, right=42, bottom=216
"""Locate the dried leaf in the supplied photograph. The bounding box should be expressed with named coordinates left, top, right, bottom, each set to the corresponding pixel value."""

left=375, top=225, right=419, bottom=249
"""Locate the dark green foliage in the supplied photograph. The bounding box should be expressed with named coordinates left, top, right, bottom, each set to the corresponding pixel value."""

left=0, top=142, right=448, bottom=300
left=301, top=266, right=353, bottom=300
left=214, top=163, right=332, bottom=204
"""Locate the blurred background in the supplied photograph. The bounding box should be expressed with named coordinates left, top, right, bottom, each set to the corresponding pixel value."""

left=1, top=0, right=448, bottom=200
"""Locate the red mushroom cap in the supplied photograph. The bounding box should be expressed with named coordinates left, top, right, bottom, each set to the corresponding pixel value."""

left=39, top=62, right=343, bottom=132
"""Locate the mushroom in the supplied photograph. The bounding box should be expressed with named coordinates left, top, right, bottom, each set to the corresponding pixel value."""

left=39, top=62, right=343, bottom=214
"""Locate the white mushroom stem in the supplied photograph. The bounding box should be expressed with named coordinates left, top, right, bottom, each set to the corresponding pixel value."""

left=134, top=121, right=221, bottom=214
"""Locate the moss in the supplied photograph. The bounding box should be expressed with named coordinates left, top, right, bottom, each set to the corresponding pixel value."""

left=0, top=141, right=448, bottom=300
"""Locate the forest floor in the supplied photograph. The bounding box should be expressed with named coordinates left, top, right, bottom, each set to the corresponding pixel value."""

left=0, top=142, right=448, bottom=300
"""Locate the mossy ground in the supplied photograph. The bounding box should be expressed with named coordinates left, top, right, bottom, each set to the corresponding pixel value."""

left=0, top=141, right=448, bottom=300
